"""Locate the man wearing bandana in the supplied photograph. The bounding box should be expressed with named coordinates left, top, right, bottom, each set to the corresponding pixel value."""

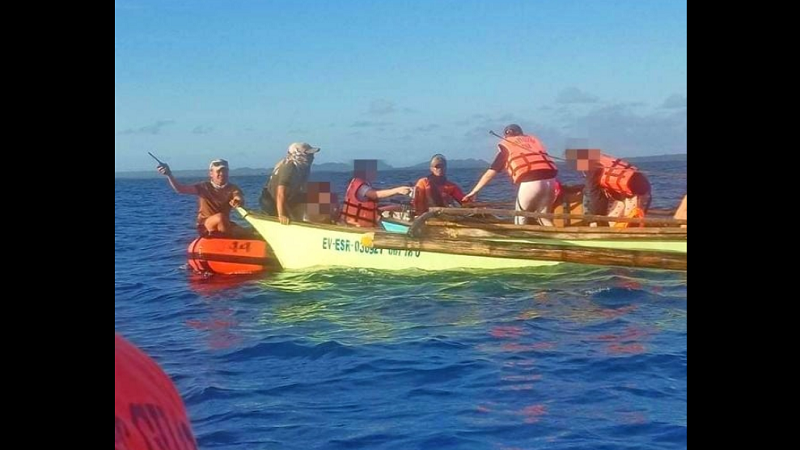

left=260, top=142, right=321, bottom=225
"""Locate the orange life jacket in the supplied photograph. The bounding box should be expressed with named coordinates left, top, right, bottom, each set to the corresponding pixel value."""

left=413, top=177, right=465, bottom=214
left=599, top=155, right=639, bottom=196
left=341, top=178, right=380, bottom=228
left=500, top=136, right=558, bottom=184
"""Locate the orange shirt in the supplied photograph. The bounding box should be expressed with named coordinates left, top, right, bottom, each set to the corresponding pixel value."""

left=413, top=177, right=466, bottom=214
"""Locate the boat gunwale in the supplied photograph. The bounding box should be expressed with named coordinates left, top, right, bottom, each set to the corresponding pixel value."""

left=239, top=209, right=687, bottom=242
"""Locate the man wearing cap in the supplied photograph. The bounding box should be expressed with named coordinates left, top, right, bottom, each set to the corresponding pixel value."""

left=260, top=142, right=320, bottom=225
left=413, top=154, right=467, bottom=215
left=463, top=124, right=560, bottom=226
left=157, top=159, right=247, bottom=237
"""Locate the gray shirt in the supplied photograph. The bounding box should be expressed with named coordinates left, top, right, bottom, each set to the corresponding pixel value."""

left=260, top=162, right=310, bottom=217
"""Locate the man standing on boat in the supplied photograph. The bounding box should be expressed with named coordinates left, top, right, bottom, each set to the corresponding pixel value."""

left=340, top=160, right=413, bottom=228
left=413, top=154, right=467, bottom=215
left=158, top=159, right=247, bottom=237
left=260, top=142, right=320, bottom=225
left=462, top=124, right=560, bottom=226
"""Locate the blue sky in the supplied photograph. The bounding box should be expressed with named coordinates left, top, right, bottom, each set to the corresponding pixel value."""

left=115, top=0, right=687, bottom=172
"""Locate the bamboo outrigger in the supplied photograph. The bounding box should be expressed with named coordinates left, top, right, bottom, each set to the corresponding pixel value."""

left=236, top=203, right=687, bottom=272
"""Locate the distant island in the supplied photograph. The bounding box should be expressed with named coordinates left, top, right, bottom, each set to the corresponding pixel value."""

left=115, top=154, right=686, bottom=179
left=115, top=158, right=493, bottom=179
left=627, top=154, right=687, bottom=163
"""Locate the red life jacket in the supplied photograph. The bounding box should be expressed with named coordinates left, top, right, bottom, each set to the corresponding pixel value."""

left=341, top=178, right=380, bottom=228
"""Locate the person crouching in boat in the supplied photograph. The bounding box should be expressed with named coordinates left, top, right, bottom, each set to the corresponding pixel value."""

left=260, top=142, right=320, bottom=226
left=570, top=150, right=652, bottom=227
left=340, top=160, right=413, bottom=228
left=158, top=159, right=249, bottom=237
left=462, top=124, right=560, bottom=226
left=413, top=154, right=467, bottom=215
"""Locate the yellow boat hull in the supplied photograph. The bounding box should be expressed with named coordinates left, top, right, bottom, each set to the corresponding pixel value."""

left=239, top=210, right=556, bottom=271
left=238, top=209, right=685, bottom=272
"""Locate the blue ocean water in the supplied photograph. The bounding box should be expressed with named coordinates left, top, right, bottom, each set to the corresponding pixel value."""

left=115, top=162, right=687, bottom=449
